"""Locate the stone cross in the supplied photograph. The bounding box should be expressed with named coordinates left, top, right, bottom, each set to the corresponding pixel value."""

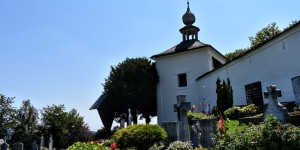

left=174, top=95, right=191, bottom=142
left=263, top=85, right=288, bottom=123
left=264, top=85, right=282, bottom=101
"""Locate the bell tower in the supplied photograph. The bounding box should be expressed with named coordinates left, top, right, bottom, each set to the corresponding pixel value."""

left=179, top=1, right=200, bottom=41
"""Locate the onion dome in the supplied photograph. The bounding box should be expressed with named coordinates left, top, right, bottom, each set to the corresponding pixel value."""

left=182, top=2, right=195, bottom=26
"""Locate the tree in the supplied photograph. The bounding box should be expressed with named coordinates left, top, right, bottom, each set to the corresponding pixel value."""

left=12, top=100, right=39, bottom=150
left=93, top=126, right=119, bottom=140
left=0, top=94, right=16, bottom=139
left=225, top=22, right=282, bottom=60
left=249, top=22, right=281, bottom=48
left=40, top=105, right=92, bottom=149
left=225, top=48, right=249, bottom=61
left=40, top=104, right=68, bottom=149
left=66, top=109, right=93, bottom=144
left=216, top=78, right=233, bottom=115
left=103, top=57, right=158, bottom=124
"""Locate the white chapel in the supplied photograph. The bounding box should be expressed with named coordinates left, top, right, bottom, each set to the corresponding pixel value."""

left=151, top=2, right=300, bottom=124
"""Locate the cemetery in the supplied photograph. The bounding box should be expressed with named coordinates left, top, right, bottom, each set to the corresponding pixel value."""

left=2, top=1, right=300, bottom=150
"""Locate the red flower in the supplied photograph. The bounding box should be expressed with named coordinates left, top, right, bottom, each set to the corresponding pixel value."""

left=218, top=117, right=224, bottom=132
left=110, top=143, right=117, bottom=150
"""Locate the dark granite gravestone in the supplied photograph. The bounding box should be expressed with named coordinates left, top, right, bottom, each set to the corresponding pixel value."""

left=31, top=141, right=38, bottom=150
left=291, top=76, right=300, bottom=105
left=245, top=81, right=264, bottom=106
left=1, top=142, right=9, bottom=150
left=12, top=142, right=23, bottom=150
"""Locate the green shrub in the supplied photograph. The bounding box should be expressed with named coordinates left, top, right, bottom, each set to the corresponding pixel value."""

left=166, top=141, right=193, bottom=150
left=216, top=115, right=300, bottom=150
left=188, top=112, right=215, bottom=120
left=67, top=141, right=110, bottom=150
left=224, top=104, right=262, bottom=118
left=224, top=118, right=249, bottom=133
left=112, top=124, right=167, bottom=150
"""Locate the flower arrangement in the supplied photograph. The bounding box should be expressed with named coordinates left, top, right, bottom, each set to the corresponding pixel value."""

left=110, top=142, right=117, bottom=150
left=67, top=141, right=111, bottom=150
left=218, top=116, right=224, bottom=132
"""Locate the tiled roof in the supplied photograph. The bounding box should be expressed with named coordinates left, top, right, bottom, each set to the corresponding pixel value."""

left=196, top=21, right=300, bottom=81
left=151, top=40, right=209, bottom=59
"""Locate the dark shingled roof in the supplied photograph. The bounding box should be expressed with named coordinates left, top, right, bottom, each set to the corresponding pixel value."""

left=151, top=40, right=210, bottom=59
left=89, top=94, right=107, bottom=110
left=196, top=21, right=300, bottom=81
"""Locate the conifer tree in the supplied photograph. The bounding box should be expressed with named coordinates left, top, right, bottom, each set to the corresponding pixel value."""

left=216, top=78, right=233, bottom=115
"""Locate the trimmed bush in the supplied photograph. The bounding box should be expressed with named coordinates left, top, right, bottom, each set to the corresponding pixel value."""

left=112, top=124, right=167, bottom=150
left=224, top=104, right=262, bottom=119
left=188, top=112, right=215, bottom=120
left=217, top=115, right=300, bottom=150
left=166, top=141, right=193, bottom=150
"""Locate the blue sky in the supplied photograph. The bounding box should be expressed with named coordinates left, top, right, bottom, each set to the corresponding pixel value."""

left=0, top=0, right=299, bottom=131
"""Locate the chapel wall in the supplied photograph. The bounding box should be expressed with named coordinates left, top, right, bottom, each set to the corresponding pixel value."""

left=197, top=25, right=300, bottom=108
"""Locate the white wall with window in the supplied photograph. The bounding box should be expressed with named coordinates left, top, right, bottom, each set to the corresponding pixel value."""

left=197, top=24, right=300, bottom=108
left=155, top=47, right=226, bottom=124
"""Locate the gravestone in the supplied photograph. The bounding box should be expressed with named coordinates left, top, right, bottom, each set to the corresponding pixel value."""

left=120, top=119, right=125, bottom=128
left=31, top=141, right=38, bottom=150
left=199, top=99, right=210, bottom=114
left=12, top=142, right=23, bottom=150
left=160, top=121, right=178, bottom=145
left=120, top=113, right=126, bottom=128
left=49, top=135, right=53, bottom=150
left=1, top=142, right=8, bottom=150
left=291, top=76, right=300, bottom=105
left=40, top=135, right=44, bottom=150
left=128, top=109, right=132, bottom=126
left=174, top=95, right=191, bottom=142
left=245, top=81, right=264, bottom=106
left=0, top=137, right=9, bottom=150
left=189, top=118, right=217, bottom=148
left=263, top=85, right=289, bottom=123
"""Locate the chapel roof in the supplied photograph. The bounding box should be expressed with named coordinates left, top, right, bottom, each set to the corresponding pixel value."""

left=89, top=94, right=107, bottom=110
left=151, top=39, right=209, bottom=59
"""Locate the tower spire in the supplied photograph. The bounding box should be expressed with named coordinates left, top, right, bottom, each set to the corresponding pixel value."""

left=180, top=0, right=200, bottom=41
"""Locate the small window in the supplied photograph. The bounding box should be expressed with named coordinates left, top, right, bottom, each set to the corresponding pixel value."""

left=178, top=73, right=187, bottom=87
left=212, top=57, right=222, bottom=69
